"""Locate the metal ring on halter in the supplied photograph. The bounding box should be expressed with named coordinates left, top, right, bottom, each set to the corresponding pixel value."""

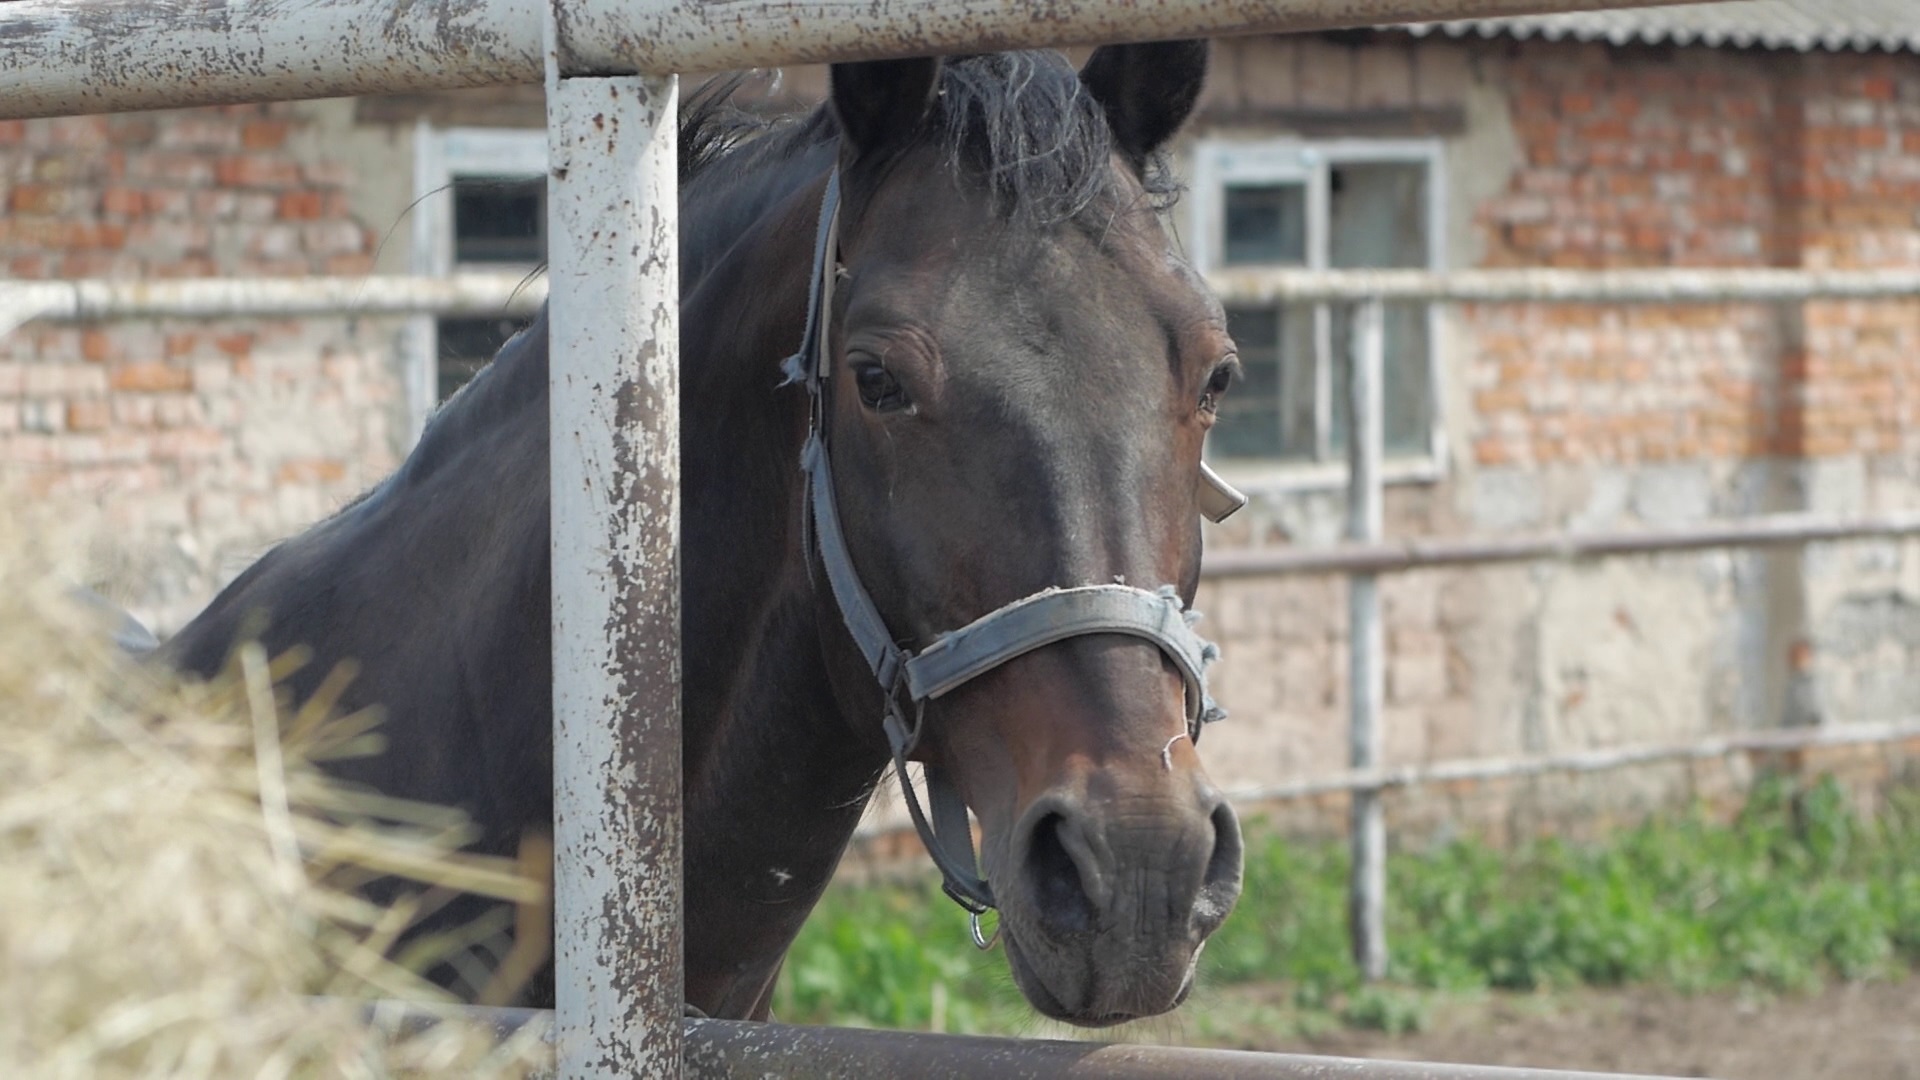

left=969, top=909, right=1001, bottom=951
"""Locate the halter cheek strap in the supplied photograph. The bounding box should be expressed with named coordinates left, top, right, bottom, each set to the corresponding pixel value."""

left=783, top=169, right=1230, bottom=923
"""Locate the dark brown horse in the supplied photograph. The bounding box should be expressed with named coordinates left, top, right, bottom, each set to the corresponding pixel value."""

left=162, top=42, right=1244, bottom=1027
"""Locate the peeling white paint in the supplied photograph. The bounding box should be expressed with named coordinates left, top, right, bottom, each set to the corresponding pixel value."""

left=4, top=0, right=1716, bottom=120
left=546, top=53, right=682, bottom=1080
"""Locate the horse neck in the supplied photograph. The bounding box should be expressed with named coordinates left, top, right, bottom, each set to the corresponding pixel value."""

left=678, top=162, right=834, bottom=758
left=677, top=163, right=891, bottom=1017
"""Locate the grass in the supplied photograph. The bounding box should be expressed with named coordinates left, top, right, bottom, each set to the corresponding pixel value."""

left=773, top=775, right=1920, bottom=1035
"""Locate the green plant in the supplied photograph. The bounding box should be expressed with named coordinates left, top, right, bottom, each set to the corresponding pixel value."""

left=776, top=775, right=1920, bottom=1033
left=772, top=877, right=1016, bottom=1032
left=1340, top=986, right=1428, bottom=1035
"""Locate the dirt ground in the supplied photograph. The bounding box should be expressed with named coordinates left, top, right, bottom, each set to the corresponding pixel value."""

left=1194, top=979, right=1920, bottom=1079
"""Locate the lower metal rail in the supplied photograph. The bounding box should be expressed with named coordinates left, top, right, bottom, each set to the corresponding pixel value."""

left=347, top=1002, right=1695, bottom=1080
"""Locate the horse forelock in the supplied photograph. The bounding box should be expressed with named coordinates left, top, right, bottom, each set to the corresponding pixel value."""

left=679, top=52, right=1183, bottom=233
left=929, top=51, right=1181, bottom=226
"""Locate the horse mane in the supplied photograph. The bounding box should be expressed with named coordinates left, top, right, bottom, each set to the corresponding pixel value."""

left=679, top=51, right=1183, bottom=230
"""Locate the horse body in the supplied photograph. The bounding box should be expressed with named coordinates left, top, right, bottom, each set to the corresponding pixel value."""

left=163, top=45, right=1243, bottom=1025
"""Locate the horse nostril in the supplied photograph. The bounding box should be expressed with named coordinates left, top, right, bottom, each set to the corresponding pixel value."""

left=1196, top=799, right=1244, bottom=929
left=1025, top=811, right=1098, bottom=938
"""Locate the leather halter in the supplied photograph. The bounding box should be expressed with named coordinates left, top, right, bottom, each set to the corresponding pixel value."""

left=781, top=170, right=1238, bottom=925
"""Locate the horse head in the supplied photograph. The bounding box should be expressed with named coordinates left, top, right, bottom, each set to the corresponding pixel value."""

left=811, top=43, right=1245, bottom=1026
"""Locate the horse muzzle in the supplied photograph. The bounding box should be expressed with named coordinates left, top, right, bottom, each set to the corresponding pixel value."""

left=990, top=773, right=1244, bottom=1025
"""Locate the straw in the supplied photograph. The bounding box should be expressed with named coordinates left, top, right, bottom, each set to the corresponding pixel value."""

left=0, top=486, right=554, bottom=1078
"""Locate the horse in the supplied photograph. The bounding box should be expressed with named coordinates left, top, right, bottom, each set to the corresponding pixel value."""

left=160, top=42, right=1247, bottom=1026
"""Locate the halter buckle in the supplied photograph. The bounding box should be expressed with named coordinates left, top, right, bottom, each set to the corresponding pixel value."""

left=968, top=908, right=1001, bottom=950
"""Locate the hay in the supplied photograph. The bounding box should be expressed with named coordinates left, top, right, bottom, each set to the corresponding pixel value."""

left=0, top=493, right=553, bottom=1079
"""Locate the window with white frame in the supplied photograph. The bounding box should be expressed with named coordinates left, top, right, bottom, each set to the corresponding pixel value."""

left=408, top=127, right=548, bottom=435
left=1187, top=139, right=1443, bottom=482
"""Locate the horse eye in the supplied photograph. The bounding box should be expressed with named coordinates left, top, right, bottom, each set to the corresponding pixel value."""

left=853, top=361, right=911, bottom=413
left=1200, top=359, right=1237, bottom=413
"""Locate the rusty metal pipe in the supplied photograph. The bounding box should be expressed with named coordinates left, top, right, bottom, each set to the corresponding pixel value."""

left=1225, top=716, right=1920, bottom=803
left=0, top=0, right=543, bottom=120
left=682, top=1020, right=1692, bottom=1079
left=563, top=0, right=1707, bottom=76
left=1343, top=299, right=1387, bottom=983
left=0, top=0, right=1729, bottom=120
left=1209, top=266, right=1920, bottom=304
left=0, top=275, right=547, bottom=339
left=1201, top=510, right=1920, bottom=578
left=544, top=47, right=684, bottom=1080
left=324, top=1006, right=1704, bottom=1079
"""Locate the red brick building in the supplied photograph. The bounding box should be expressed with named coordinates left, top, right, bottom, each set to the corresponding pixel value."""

left=1186, top=1, right=1920, bottom=837
left=3, top=2, right=1916, bottom=835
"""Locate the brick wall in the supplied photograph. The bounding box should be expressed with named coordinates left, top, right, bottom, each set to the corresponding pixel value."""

left=1791, top=57, right=1920, bottom=461
left=1466, top=46, right=1920, bottom=471
left=1185, top=38, right=1920, bottom=845
left=1460, top=42, right=1920, bottom=749
left=0, top=104, right=408, bottom=632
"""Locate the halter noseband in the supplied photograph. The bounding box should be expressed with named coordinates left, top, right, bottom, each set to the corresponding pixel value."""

left=780, top=170, right=1240, bottom=932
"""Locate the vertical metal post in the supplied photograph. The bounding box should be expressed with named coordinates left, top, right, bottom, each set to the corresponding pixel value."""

left=1346, top=298, right=1388, bottom=982
left=545, top=8, right=683, bottom=1075
left=1312, top=302, right=1333, bottom=463
left=406, top=117, right=449, bottom=446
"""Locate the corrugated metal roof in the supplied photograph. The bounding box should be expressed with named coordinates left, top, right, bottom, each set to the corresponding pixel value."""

left=1401, top=0, right=1920, bottom=54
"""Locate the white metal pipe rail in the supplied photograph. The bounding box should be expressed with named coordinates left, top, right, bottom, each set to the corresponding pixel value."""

left=0, top=0, right=1698, bottom=120
left=1209, top=266, right=1920, bottom=304
left=1344, top=301, right=1388, bottom=981
left=354, top=1005, right=1699, bottom=1080
left=0, top=274, right=548, bottom=339
left=1203, top=510, right=1920, bottom=578
left=680, top=1021, right=1687, bottom=1079
left=853, top=711, right=1920, bottom=842
left=1227, top=717, right=1920, bottom=804
left=541, top=64, right=685, bottom=1078
left=7, top=265, right=1911, bottom=339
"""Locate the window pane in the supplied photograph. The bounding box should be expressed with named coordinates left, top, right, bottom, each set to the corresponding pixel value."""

left=1326, top=162, right=1430, bottom=457
left=1327, top=301, right=1432, bottom=457
left=1382, top=303, right=1432, bottom=455
left=1328, top=163, right=1426, bottom=270
left=1222, top=183, right=1306, bottom=267
left=441, top=174, right=543, bottom=402
left=453, top=178, right=546, bottom=265
left=437, top=315, right=532, bottom=401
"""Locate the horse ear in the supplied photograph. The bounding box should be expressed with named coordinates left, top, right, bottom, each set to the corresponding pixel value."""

left=1079, top=40, right=1209, bottom=168
left=830, top=57, right=942, bottom=160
